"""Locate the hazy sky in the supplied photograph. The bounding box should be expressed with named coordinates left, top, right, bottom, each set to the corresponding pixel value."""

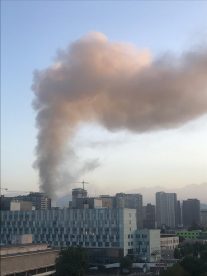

left=1, top=1, right=207, bottom=199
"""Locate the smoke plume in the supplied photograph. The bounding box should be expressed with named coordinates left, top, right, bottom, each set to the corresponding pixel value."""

left=32, top=32, right=207, bottom=197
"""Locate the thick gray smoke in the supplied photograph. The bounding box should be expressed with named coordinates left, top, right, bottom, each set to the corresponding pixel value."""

left=32, top=32, right=207, bottom=197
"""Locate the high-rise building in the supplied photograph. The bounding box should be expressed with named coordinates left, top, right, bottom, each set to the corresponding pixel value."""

left=182, top=199, right=200, bottom=227
left=201, top=210, right=207, bottom=227
left=156, top=192, right=178, bottom=229
left=143, top=204, right=156, bottom=229
left=115, top=193, right=143, bottom=228
left=176, top=200, right=182, bottom=227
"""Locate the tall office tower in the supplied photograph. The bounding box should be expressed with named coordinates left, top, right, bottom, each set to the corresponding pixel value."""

left=143, top=204, right=156, bottom=229
left=182, top=199, right=200, bottom=227
left=156, top=192, right=178, bottom=229
left=115, top=193, right=143, bottom=228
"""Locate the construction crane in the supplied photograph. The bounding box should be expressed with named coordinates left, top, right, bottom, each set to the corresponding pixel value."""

left=0, top=188, right=8, bottom=195
left=73, top=180, right=89, bottom=190
left=0, top=188, right=8, bottom=191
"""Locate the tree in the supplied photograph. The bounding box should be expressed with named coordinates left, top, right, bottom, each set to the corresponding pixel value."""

left=181, top=256, right=203, bottom=276
left=174, top=247, right=182, bottom=259
left=120, top=256, right=132, bottom=274
left=55, top=247, right=88, bottom=276
left=160, top=264, right=190, bottom=276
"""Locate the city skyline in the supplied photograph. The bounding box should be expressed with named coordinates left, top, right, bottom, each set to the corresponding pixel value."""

left=2, top=1, right=207, bottom=199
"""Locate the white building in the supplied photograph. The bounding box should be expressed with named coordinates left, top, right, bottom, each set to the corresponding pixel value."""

left=0, top=208, right=136, bottom=257
left=160, top=234, right=179, bottom=259
left=133, top=229, right=161, bottom=262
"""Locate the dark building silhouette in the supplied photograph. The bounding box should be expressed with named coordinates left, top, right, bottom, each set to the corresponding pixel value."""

left=143, top=204, right=156, bottom=229
left=182, top=199, right=200, bottom=227
left=0, top=196, right=12, bottom=210
left=176, top=200, right=182, bottom=227
left=15, top=192, right=51, bottom=210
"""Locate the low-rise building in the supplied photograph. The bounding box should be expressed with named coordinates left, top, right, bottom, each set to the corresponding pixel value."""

left=176, top=230, right=202, bottom=240
left=1, top=243, right=58, bottom=276
left=10, top=200, right=33, bottom=211
left=160, top=234, right=179, bottom=259
left=133, top=229, right=161, bottom=262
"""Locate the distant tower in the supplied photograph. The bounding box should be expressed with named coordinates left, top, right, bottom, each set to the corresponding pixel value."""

left=143, top=204, right=156, bottom=229
left=156, top=192, right=178, bottom=229
left=72, top=188, right=87, bottom=208
left=182, top=199, right=200, bottom=227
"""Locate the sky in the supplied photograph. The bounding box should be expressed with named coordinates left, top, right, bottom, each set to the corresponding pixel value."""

left=1, top=1, right=207, bottom=201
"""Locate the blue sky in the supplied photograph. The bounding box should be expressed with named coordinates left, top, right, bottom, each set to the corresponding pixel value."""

left=1, top=1, right=207, bottom=198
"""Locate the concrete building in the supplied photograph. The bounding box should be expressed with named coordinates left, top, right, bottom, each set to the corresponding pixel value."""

left=201, top=210, right=207, bottom=227
left=1, top=243, right=58, bottom=276
left=0, top=208, right=137, bottom=257
left=10, top=200, right=33, bottom=211
left=160, top=234, right=179, bottom=259
left=0, top=195, right=13, bottom=210
left=133, top=229, right=161, bottom=262
left=143, top=204, right=156, bottom=229
left=115, top=193, right=143, bottom=228
left=99, top=195, right=116, bottom=208
left=156, top=192, right=178, bottom=229
left=11, top=234, right=33, bottom=245
left=75, top=197, right=103, bottom=209
left=182, top=199, right=200, bottom=227
left=15, top=192, right=51, bottom=210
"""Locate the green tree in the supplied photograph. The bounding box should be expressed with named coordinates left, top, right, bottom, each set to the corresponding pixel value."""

left=120, top=256, right=132, bottom=274
left=181, top=256, right=203, bottom=276
left=174, top=247, right=182, bottom=259
left=55, top=247, right=88, bottom=276
left=160, top=264, right=190, bottom=276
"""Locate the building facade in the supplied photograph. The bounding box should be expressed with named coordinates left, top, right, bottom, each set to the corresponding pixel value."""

left=133, top=229, right=161, bottom=262
left=1, top=243, right=58, bottom=276
left=160, top=235, right=179, bottom=259
left=143, top=204, right=156, bottom=229
left=115, top=193, right=143, bottom=228
left=182, top=199, right=200, bottom=227
left=0, top=208, right=137, bottom=256
left=201, top=210, right=207, bottom=227
left=15, top=192, right=51, bottom=210
left=176, top=230, right=202, bottom=240
left=10, top=200, right=33, bottom=211
left=156, top=192, right=178, bottom=229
